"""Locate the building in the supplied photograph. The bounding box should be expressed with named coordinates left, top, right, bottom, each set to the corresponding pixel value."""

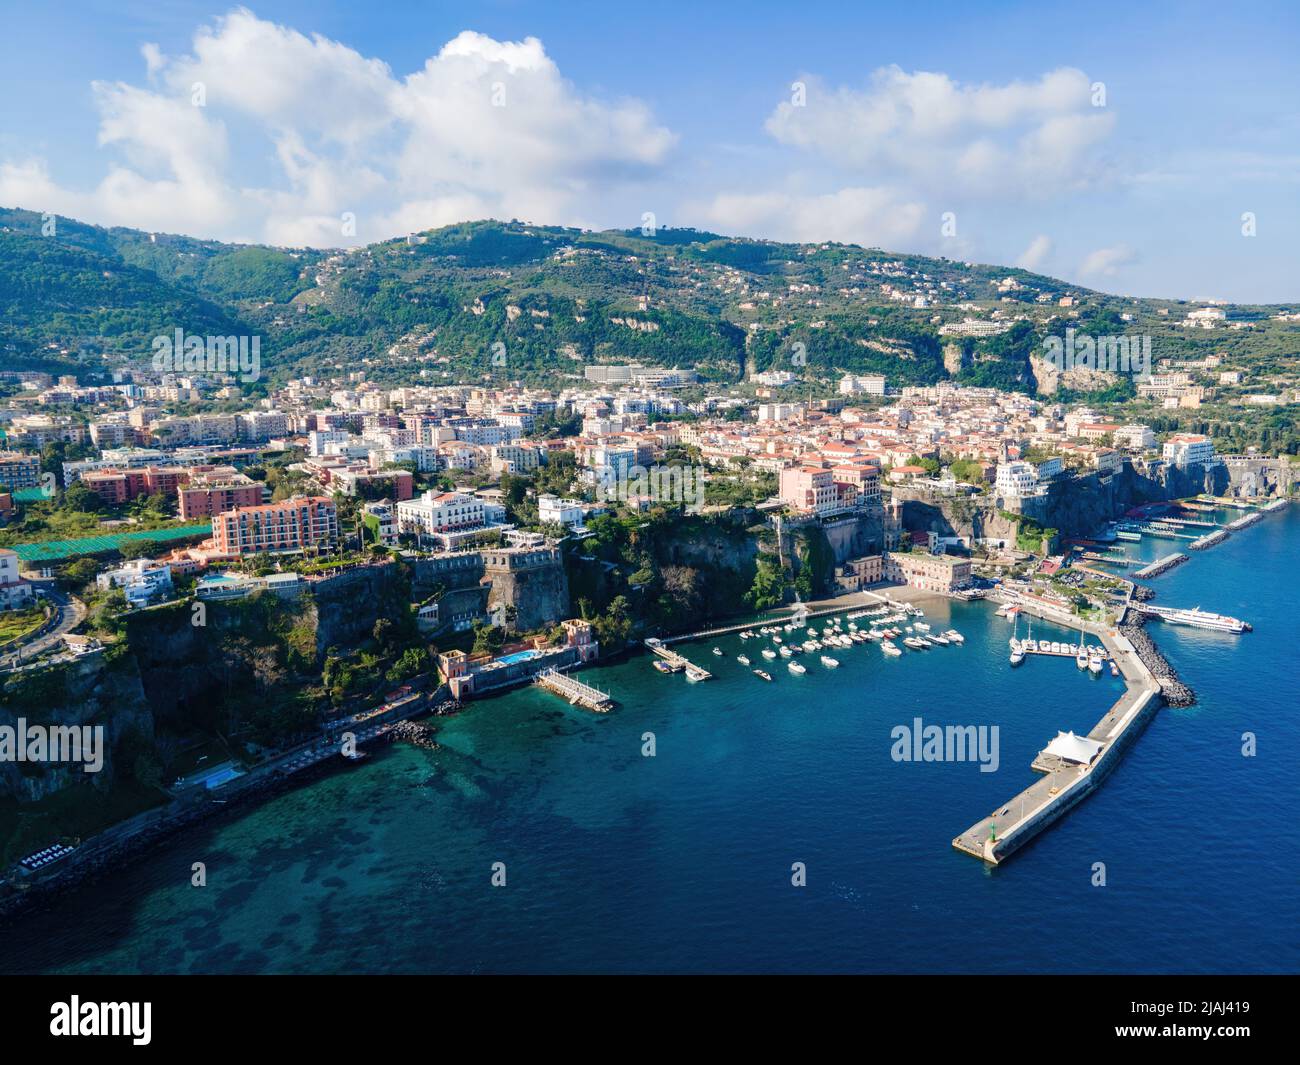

left=178, top=471, right=264, bottom=520
left=884, top=551, right=972, bottom=593
left=81, top=465, right=193, bottom=505
left=1113, top=424, right=1156, bottom=451
left=836, top=554, right=884, bottom=592
left=0, top=548, right=34, bottom=609
left=1162, top=433, right=1216, bottom=467
left=779, top=466, right=836, bottom=514
left=396, top=490, right=488, bottom=544
left=538, top=494, right=586, bottom=529
left=838, top=374, right=887, bottom=396
left=995, top=461, right=1039, bottom=498
left=0, top=451, right=41, bottom=491
left=96, top=559, right=174, bottom=607
left=362, top=501, right=400, bottom=547
left=210, top=497, right=338, bottom=556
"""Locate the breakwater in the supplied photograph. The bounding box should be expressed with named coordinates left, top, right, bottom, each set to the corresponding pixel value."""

left=1120, top=615, right=1196, bottom=707
left=1133, top=552, right=1189, bottom=579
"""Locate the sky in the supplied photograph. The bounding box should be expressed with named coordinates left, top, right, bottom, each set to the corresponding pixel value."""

left=1, top=0, right=1298, bottom=302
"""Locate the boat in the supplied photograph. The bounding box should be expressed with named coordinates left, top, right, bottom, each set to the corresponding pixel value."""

left=772, top=635, right=782, bottom=644
left=915, top=622, right=931, bottom=632
left=779, top=646, right=793, bottom=657
left=653, top=660, right=674, bottom=674
left=820, top=656, right=839, bottom=668
left=1109, top=661, right=1120, bottom=677
left=753, top=669, right=773, bottom=681
left=1144, top=605, right=1250, bottom=634
left=1116, top=530, right=1142, bottom=542
left=712, top=647, right=723, bottom=656
left=1076, top=630, right=1089, bottom=669
left=737, top=655, right=751, bottom=666
left=761, top=648, right=777, bottom=660
left=881, top=641, right=903, bottom=657
left=903, top=636, right=927, bottom=649
left=787, top=661, right=807, bottom=675
left=1088, top=654, right=1104, bottom=675
left=944, top=629, right=964, bottom=643
left=864, top=630, right=882, bottom=641
left=1010, top=646, right=1025, bottom=667
left=930, top=634, right=950, bottom=645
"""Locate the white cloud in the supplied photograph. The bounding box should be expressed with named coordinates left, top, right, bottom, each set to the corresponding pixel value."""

left=695, top=187, right=925, bottom=249
left=1017, top=234, right=1053, bottom=271
left=765, top=66, right=1115, bottom=198
left=1079, top=244, right=1137, bottom=278
left=0, top=12, right=675, bottom=246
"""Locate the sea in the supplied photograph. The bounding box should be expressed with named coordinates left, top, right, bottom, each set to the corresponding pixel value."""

left=2, top=505, right=1296, bottom=974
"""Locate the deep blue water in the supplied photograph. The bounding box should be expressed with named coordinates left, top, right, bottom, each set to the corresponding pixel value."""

left=2, top=507, right=1297, bottom=974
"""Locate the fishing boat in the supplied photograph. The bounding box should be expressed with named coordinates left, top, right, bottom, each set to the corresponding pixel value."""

left=737, top=654, right=750, bottom=666
left=820, top=656, right=839, bottom=668
left=787, top=660, right=807, bottom=675
left=753, top=669, right=772, bottom=681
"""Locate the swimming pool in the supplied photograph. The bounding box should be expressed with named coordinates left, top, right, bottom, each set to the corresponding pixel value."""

left=494, top=650, right=542, bottom=666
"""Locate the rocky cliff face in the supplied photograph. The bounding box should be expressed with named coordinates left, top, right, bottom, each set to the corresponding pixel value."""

left=0, top=650, right=152, bottom=802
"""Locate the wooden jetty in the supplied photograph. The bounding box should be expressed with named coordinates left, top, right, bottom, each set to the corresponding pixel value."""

left=644, top=639, right=712, bottom=680
left=534, top=668, right=614, bottom=712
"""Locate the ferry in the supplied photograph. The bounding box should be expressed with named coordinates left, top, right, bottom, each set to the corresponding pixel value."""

left=1116, top=530, right=1142, bottom=542
left=820, top=656, right=839, bottom=668
left=712, top=647, right=723, bottom=656
left=737, top=654, right=751, bottom=666
left=787, top=660, right=807, bottom=675
left=761, top=648, right=777, bottom=660
left=753, top=669, right=773, bottom=682
left=1147, top=606, right=1251, bottom=634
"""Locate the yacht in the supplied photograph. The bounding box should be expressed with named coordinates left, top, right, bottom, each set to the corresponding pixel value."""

left=753, top=669, right=772, bottom=681
left=712, top=647, right=723, bottom=657
left=881, top=641, right=903, bottom=657
left=1088, top=653, right=1104, bottom=675
left=930, top=633, right=950, bottom=645
left=903, top=636, right=927, bottom=650
left=787, top=660, right=807, bottom=675
left=1010, top=645, right=1025, bottom=667
left=820, top=656, right=839, bottom=668
left=761, top=648, right=777, bottom=660
left=944, top=629, right=964, bottom=643
left=779, top=646, right=793, bottom=657
left=737, top=654, right=751, bottom=666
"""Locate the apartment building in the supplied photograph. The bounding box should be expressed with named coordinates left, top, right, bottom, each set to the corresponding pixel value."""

left=178, top=470, right=264, bottom=520
left=210, top=496, right=339, bottom=556
left=0, top=451, right=41, bottom=491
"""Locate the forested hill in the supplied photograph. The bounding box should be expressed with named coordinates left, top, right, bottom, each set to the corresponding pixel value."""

left=2, top=208, right=1296, bottom=395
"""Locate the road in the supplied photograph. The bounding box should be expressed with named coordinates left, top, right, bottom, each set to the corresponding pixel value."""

left=0, top=582, right=86, bottom=671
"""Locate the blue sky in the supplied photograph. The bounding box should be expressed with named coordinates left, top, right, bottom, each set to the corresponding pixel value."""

left=2, top=0, right=1298, bottom=301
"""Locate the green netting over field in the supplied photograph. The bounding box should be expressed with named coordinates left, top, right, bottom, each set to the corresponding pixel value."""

left=10, top=524, right=212, bottom=562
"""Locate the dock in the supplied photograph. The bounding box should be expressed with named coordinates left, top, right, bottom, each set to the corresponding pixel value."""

left=953, top=624, right=1162, bottom=864
left=644, top=639, right=712, bottom=681
left=534, top=668, right=614, bottom=712
left=1132, top=552, right=1188, bottom=579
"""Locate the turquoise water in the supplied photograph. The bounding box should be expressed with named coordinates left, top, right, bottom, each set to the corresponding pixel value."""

left=2, top=507, right=1297, bottom=974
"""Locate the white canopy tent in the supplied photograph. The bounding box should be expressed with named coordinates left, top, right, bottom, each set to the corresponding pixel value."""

left=1044, top=731, right=1104, bottom=765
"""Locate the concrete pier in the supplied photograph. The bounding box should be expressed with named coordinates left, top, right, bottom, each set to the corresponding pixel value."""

left=953, top=610, right=1162, bottom=865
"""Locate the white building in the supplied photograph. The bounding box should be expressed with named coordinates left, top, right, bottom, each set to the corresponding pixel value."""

left=1162, top=434, right=1216, bottom=467
left=1113, top=424, right=1156, bottom=451
left=0, top=548, right=34, bottom=609
left=538, top=494, right=586, bottom=529
left=839, top=374, right=887, bottom=396
left=396, top=490, right=488, bottom=546
left=96, top=560, right=173, bottom=607
left=995, top=461, right=1039, bottom=498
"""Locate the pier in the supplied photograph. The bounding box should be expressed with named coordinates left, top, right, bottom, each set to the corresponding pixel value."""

left=534, top=668, right=614, bottom=712
left=1189, top=529, right=1229, bottom=550
left=953, top=622, right=1162, bottom=864
left=1132, top=552, right=1188, bottom=579
left=644, top=639, right=713, bottom=681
